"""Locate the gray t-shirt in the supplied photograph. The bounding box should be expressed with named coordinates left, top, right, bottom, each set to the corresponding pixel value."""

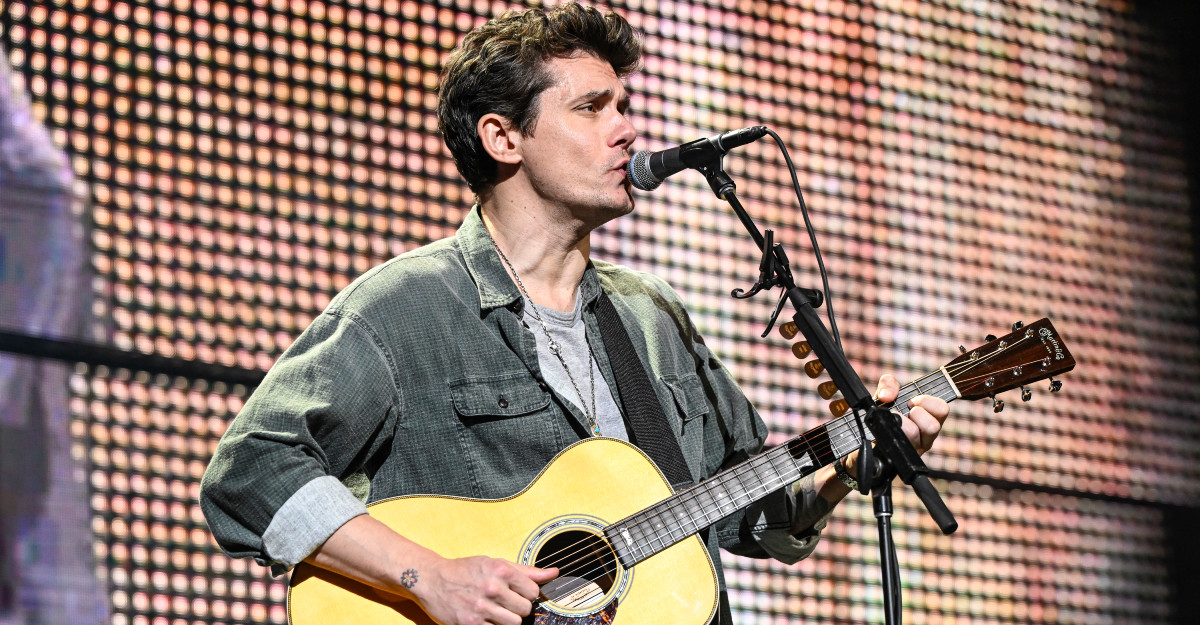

left=525, top=292, right=629, bottom=441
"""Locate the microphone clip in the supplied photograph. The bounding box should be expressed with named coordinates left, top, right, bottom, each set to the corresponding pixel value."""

left=732, top=229, right=786, bottom=300
left=732, top=229, right=791, bottom=337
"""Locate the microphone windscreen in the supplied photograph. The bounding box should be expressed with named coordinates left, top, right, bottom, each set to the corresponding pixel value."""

left=626, top=151, right=662, bottom=191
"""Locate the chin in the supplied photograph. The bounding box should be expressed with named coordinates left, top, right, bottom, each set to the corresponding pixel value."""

left=608, top=197, right=637, bottom=219
left=582, top=198, right=635, bottom=229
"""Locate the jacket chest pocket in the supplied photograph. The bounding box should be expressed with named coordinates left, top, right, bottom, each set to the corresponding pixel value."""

left=447, top=372, right=564, bottom=497
left=450, top=371, right=551, bottom=418
left=660, top=372, right=710, bottom=473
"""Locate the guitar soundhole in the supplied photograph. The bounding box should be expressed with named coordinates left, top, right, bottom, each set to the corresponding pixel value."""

left=534, top=529, right=618, bottom=610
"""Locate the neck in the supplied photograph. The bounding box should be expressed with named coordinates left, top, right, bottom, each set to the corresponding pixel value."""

left=480, top=200, right=592, bottom=312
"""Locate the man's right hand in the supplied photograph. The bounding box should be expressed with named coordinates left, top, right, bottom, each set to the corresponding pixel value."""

left=307, top=514, right=558, bottom=625
left=411, top=555, right=558, bottom=625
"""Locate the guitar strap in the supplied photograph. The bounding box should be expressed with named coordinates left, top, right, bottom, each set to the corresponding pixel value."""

left=594, top=290, right=693, bottom=488
left=596, top=290, right=732, bottom=625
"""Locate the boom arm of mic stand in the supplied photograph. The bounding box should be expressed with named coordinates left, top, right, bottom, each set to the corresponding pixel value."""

left=700, top=161, right=957, bottom=535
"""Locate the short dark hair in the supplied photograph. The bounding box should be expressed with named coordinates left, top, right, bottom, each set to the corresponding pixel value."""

left=437, top=2, right=641, bottom=195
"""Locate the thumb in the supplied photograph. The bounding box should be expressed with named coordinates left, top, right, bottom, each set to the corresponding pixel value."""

left=522, top=564, right=559, bottom=582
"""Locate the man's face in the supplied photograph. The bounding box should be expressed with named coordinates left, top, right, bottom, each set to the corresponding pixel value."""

left=514, top=53, right=638, bottom=224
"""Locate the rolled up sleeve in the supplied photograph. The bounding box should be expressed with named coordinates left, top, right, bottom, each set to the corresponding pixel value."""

left=199, top=311, right=400, bottom=574
left=260, top=476, right=369, bottom=574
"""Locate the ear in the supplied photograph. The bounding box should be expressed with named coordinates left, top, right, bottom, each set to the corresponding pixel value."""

left=477, top=113, right=523, bottom=165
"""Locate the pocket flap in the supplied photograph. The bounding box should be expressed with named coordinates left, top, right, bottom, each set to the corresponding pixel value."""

left=661, top=372, right=708, bottom=421
left=449, top=372, right=551, bottom=419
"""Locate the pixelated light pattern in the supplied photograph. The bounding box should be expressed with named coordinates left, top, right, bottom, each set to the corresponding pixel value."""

left=3, top=0, right=1196, bottom=623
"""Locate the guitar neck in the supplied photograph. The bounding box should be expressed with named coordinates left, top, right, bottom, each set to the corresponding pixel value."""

left=605, top=369, right=961, bottom=568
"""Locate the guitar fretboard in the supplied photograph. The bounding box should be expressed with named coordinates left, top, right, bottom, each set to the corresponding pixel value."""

left=604, top=369, right=960, bottom=568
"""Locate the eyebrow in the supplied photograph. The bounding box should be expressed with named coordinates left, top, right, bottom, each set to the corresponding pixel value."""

left=576, top=88, right=633, bottom=113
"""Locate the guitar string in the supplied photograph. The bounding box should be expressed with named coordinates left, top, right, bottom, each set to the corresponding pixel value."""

left=533, top=379, right=957, bottom=595
left=543, top=379, right=959, bottom=604
left=532, top=373, right=958, bottom=585
left=535, top=342, right=1046, bottom=602
left=540, top=364, right=981, bottom=604
left=532, top=374, right=959, bottom=585
left=618, top=335, right=1050, bottom=549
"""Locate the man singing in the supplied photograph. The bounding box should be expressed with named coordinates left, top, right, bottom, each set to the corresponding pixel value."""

left=200, top=4, right=948, bottom=624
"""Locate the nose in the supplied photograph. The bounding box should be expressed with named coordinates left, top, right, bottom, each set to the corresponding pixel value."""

left=612, top=112, right=637, bottom=151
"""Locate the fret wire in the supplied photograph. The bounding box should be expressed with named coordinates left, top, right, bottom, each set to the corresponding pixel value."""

left=673, top=495, right=701, bottom=536
left=650, top=502, right=678, bottom=542
left=693, top=487, right=717, bottom=526
left=828, top=424, right=856, bottom=458
left=648, top=501, right=679, bottom=544
left=631, top=464, right=817, bottom=562
left=624, top=524, right=643, bottom=561
left=631, top=514, right=653, bottom=554
left=768, top=447, right=800, bottom=487
left=726, top=467, right=751, bottom=510
left=742, top=452, right=776, bottom=496
left=610, top=455, right=849, bottom=566
left=798, top=428, right=826, bottom=471
left=579, top=451, right=830, bottom=577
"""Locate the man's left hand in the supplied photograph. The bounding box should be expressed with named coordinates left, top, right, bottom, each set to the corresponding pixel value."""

left=874, top=373, right=948, bottom=455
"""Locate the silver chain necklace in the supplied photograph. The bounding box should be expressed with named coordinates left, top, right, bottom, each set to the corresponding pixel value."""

left=486, top=232, right=600, bottom=436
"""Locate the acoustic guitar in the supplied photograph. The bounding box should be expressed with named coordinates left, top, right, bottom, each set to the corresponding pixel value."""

left=288, top=318, right=1075, bottom=625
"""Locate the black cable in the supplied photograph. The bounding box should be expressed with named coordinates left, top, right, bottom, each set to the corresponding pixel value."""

left=763, top=128, right=842, bottom=348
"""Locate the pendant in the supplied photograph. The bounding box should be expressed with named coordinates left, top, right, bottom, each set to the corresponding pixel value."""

left=592, top=425, right=602, bottom=436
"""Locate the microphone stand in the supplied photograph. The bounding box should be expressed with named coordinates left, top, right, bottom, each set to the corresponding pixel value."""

left=693, top=158, right=957, bottom=625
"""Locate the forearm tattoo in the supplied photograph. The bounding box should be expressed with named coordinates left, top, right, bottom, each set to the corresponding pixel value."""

left=399, top=568, right=419, bottom=589
left=791, top=473, right=835, bottom=533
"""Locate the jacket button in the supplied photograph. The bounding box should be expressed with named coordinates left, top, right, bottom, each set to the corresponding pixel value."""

left=497, top=395, right=509, bottom=408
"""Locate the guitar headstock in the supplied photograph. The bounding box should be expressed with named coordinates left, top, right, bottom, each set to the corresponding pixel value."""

left=945, top=318, right=1075, bottom=401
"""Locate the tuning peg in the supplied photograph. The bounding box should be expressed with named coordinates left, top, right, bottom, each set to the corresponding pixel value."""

left=1020, top=386, right=1032, bottom=401
left=959, top=345, right=967, bottom=354
left=1011, top=320, right=1024, bottom=331
left=985, top=334, right=997, bottom=342
left=829, top=399, right=849, bottom=417
left=817, top=381, right=839, bottom=399
left=779, top=322, right=798, bottom=340
left=804, top=360, right=824, bottom=378
left=791, top=341, right=812, bottom=359
left=1049, top=377, right=1062, bottom=393
left=992, top=395, right=1005, bottom=412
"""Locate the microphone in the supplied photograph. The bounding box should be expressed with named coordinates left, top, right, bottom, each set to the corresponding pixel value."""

left=626, top=125, right=768, bottom=191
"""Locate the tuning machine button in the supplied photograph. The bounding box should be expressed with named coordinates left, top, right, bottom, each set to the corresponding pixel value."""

left=779, top=322, right=798, bottom=340
left=791, top=341, right=812, bottom=359
left=1049, top=377, right=1063, bottom=392
left=992, top=396, right=1005, bottom=413
left=829, top=399, right=849, bottom=417
left=804, top=360, right=824, bottom=378
left=985, top=333, right=997, bottom=342
left=1020, top=386, right=1032, bottom=401
left=1011, top=320, right=1024, bottom=331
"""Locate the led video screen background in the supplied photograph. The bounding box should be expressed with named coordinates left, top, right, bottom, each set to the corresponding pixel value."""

left=1, top=0, right=1198, bottom=624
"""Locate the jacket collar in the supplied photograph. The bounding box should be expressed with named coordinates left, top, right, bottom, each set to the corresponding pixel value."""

left=457, top=205, right=602, bottom=313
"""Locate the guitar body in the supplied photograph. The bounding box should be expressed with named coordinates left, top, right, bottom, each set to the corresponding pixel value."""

left=288, top=438, right=719, bottom=625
